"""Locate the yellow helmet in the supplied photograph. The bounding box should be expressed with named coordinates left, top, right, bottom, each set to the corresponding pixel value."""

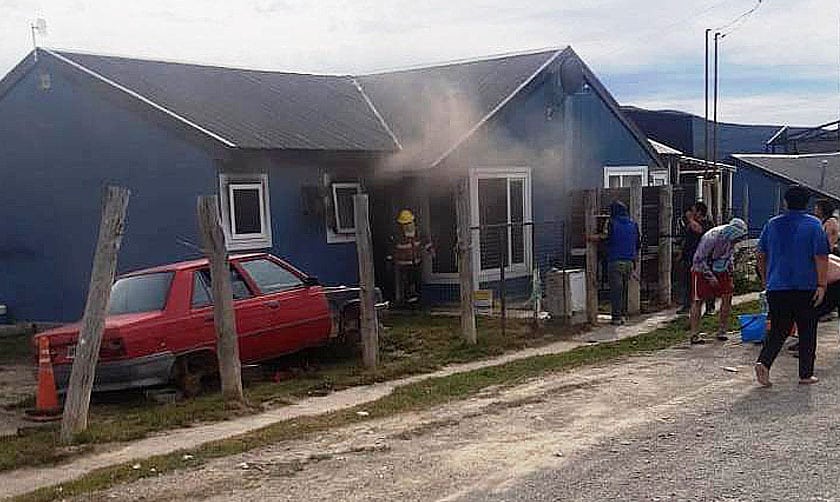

left=396, top=209, right=415, bottom=224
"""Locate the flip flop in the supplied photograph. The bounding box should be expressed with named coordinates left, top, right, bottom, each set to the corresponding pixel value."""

left=754, top=362, right=772, bottom=387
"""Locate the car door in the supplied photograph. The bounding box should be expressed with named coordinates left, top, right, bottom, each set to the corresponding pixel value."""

left=186, top=266, right=269, bottom=363
left=236, top=257, right=331, bottom=357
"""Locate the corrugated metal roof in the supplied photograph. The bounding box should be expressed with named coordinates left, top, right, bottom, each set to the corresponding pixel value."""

left=356, top=49, right=563, bottom=168
left=649, top=139, right=682, bottom=156
left=49, top=50, right=399, bottom=151
left=733, top=152, right=840, bottom=200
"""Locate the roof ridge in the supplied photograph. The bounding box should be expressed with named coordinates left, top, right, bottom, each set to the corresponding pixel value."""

left=43, top=48, right=238, bottom=147
left=351, top=76, right=403, bottom=150
left=427, top=48, right=568, bottom=168
left=46, top=47, right=345, bottom=77
left=734, top=152, right=840, bottom=159
left=357, top=47, right=567, bottom=77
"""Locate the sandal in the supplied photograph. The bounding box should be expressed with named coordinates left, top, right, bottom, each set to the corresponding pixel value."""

left=715, top=331, right=729, bottom=341
left=690, top=335, right=707, bottom=345
left=754, top=362, right=772, bottom=387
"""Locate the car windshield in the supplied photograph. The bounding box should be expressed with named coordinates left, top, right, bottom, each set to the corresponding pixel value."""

left=108, top=272, right=174, bottom=315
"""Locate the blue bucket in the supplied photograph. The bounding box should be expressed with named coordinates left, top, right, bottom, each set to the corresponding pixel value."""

left=738, top=313, right=767, bottom=343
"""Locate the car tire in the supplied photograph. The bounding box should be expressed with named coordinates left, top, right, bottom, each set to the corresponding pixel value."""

left=174, top=352, right=216, bottom=397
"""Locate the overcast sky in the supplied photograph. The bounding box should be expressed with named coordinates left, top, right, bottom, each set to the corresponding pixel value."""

left=1, top=0, right=838, bottom=126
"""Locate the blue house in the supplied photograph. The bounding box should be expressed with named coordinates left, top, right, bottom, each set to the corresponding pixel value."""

left=732, top=153, right=840, bottom=232
left=0, top=46, right=660, bottom=322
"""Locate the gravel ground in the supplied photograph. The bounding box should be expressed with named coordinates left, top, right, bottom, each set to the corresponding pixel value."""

left=75, top=317, right=838, bottom=502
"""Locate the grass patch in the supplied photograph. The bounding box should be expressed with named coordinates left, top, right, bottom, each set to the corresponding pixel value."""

left=0, top=332, right=33, bottom=365
left=0, top=314, right=577, bottom=472
left=12, top=302, right=758, bottom=502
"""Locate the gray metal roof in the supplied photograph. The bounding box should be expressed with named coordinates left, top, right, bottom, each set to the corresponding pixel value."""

left=733, top=152, right=840, bottom=200
left=48, top=50, right=399, bottom=151
left=649, top=139, right=682, bottom=155
left=356, top=49, right=563, bottom=168
left=10, top=47, right=659, bottom=167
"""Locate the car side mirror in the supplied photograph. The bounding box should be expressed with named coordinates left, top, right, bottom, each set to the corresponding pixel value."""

left=303, top=276, right=320, bottom=287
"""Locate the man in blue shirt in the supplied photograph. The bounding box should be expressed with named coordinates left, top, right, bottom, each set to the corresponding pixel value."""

left=755, top=186, right=829, bottom=386
left=605, top=201, right=640, bottom=326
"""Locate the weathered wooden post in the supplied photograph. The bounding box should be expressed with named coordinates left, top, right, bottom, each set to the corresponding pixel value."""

left=61, top=186, right=130, bottom=443
left=742, top=184, right=750, bottom=228
left=354, top=193, right=378, bottom=369
left=658, top=185, right=673, bottom=306
left=197, top=195, right=244, bottom=405
left=702, top=179, right=715, bottom=223
left=628, top=185, right=642, bottom=315
left=584, top=189, right=599, bottom=325
left=456, top=178, right=477, bottom=344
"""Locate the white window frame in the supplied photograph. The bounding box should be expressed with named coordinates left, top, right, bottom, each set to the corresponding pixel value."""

left=326, top=182, right=360, bottom=244
left=219, top=173, right=272, bottom=251
left=603, top=165, right=649, bottom=188
left=332, top=183, right=361, bottom=234
left=651, top=171, right=669, bottom=186
left=470, top=167, right=533, bottom=284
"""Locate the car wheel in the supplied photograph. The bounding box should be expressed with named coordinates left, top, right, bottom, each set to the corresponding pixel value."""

left=174, top=353, right=216, bottom=397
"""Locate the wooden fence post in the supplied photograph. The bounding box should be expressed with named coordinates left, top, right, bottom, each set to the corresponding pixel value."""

left=742, top=183, right=750, bottom=228
left=354, top=193, right=378, bottom=368
left=456, top=178, right=477, bottom=344
left=702, top=179, right=715, bottom=223
left=628, top=185, right=642, bottom=315
left=61, top=186, right=130, bottom=443
left=658, top=185, right=673, bottom=306
left=197, top=195, right=244, bottom=405
left=584, top=189, right=599, bottom=325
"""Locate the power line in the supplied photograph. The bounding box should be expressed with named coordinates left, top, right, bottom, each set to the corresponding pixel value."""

left=593, top=0, right=740, bottom=58
left=717, top=0, right=765, bottom=39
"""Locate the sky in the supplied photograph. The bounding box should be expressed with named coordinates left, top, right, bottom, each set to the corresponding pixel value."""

left=0, top=0, right=838, bottom=126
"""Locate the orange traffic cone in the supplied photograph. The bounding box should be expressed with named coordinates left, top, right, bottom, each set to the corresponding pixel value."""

left=25, top=337, right=62, bottom=421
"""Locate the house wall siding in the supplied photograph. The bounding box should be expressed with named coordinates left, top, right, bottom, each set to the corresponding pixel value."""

left=424, top=77, right=657, bottom=303
left=0, top=62, right=218, bottom=322
left=226, top=156, right=361, bottom=286
left=732, top=164, right=786, bottom=235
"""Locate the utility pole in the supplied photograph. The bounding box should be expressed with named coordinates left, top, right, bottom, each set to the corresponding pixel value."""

left=712, top=32, right=721, bottom=223
left=61, top=186, right=130, bottom=443
left=704, top=29, right=711, bottom=174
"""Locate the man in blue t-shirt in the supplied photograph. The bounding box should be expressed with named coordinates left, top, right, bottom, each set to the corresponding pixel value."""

left=605, top=201, right=640, bottom=325
left=755, top=186, right=829, bottom=387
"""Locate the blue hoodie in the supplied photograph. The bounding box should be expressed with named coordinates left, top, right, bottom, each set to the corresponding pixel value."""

left=607, top=201, right=640, bottom=262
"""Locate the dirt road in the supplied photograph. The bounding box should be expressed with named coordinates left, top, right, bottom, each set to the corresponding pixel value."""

left=79, top=321, right=837, bottom=501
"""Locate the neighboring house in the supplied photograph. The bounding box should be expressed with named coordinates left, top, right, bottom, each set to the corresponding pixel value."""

left=0, top=46, right=660, bottom=322
left=765, top=120, right=840, bottom=154
left=622, top=106, right=805, bottom=161
left=648, top=139, right=736, bottom=222
left=732, top=152, right=840, bottom=232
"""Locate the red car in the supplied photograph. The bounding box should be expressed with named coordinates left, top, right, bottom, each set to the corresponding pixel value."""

left=35, top=253, right=384, bottom=395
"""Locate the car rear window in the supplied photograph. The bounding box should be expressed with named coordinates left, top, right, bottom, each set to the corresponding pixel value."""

left=109, top=272, right=174, bottom=315
left=238, top=259, right=303, bottom=294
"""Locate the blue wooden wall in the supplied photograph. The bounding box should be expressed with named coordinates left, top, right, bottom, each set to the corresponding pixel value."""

left=423, top=74, right=657, bottom=304
left=262, top=164, right=359, bottom=286
left=0, top=61, right=220, bottom=322
left=732, top=164, right=787, bottom=236
left=0, top=62, right=364, bottom=322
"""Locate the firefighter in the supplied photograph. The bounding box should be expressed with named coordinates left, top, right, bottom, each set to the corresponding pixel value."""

left=388, top=209, right=433, bottom=305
